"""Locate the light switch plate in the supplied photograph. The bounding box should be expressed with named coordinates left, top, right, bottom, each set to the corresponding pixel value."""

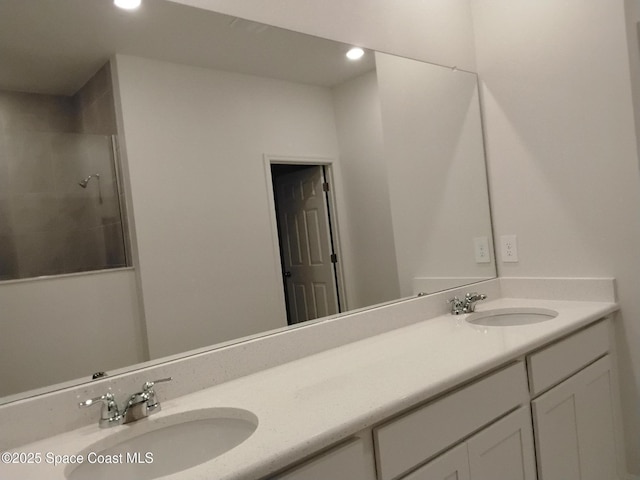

left=500, top=235, right=518, bottom=262
left=474, top=236, right=491, bottom=263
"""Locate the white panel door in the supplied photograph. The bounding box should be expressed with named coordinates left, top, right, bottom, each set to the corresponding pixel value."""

left=532, top=356, right=618, bottom=480
left=402, top=443, right=470, bottom=480
left=467, top=407, right=537, bottom=480
left=274, top=165, right=338, bottom=324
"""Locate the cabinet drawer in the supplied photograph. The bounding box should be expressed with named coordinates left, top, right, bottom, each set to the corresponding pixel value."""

left=527, top=319, right=609, bottom=396
left=374, top=362, right=528, bottom=480
left=276, top=438, right=368, bottom=480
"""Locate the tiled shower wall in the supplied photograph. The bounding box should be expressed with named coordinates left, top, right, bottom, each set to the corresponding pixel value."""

left=74, top=62, right=118, bottom=135
left=0, top=63, right=127, bottom=280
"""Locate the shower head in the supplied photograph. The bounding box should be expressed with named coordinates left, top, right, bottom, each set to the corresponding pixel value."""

left=78, top=174, right=100, bottom=188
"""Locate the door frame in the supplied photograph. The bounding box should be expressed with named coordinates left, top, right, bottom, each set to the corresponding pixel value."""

left=263, top=154, right=348, bottom=317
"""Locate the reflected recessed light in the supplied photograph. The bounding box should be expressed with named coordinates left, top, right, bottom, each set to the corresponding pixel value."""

left=346, top=47, right=365, bottom=60
left=114, top=0, right=141, bottom=10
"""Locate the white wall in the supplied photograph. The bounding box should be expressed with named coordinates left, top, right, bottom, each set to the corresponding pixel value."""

left=331, top=71, right=401, bottom=310
left=167, top=0, right=477, bottom=72
left=114, top=54, right=342, bottom=358
left=471, top=0, right=640, bottom=473
left=376, top=52, right=494, bottom=297
left=0, top=269, right=144, bottom=398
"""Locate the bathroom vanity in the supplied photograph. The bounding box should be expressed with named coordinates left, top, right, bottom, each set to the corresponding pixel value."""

left=0, top=279, right=626, bottom=480
left=279, top=317, right=618, bottom=480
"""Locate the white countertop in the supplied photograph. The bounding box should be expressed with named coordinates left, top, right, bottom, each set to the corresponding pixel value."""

left=0, top=297, right=618, bottom=480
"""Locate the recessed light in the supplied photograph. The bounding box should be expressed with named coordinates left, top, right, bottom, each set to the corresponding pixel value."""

left=346, top=47, right=365, bottom=61
left=114, top=0, right=141, bottom=10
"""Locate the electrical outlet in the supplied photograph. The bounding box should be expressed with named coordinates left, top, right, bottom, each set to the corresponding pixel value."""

left=500, top=234, right=518, bottom=262
left=473, top=236, right=491, bottom=263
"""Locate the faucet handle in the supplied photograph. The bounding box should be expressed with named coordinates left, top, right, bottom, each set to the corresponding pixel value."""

left=465, top=292, right=487, bottom=300
left=79, top=392, right=122, bottom=427
left=142, top=377, right=172, bottom=413
left=142, top=377, right=172, bottom=391
left=447, top=296, right=465, bottom=314
left=79, top=392, right=116, bottom=409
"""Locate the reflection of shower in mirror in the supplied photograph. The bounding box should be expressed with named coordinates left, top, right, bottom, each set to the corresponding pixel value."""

left=78, top=173, right=103, bottom=204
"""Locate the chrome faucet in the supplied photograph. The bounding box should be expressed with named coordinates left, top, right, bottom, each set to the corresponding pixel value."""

left=448, top=292, right=487, bottom=315
left=79, top=377, right=172, bottom=428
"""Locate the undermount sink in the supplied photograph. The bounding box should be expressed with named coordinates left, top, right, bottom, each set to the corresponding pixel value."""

left=66, top=408, right=257, bottom=480
left=466, top=307, right=558, bottom=327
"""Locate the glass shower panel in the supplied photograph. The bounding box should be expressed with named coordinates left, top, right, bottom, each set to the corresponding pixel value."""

left=0, top=132, right=128, bottom=280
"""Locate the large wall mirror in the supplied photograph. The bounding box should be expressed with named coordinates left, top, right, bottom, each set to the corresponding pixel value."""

left=0, top=0, right=496, bottom=403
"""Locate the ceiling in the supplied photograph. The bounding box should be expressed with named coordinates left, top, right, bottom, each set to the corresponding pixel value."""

left=0, top=0, right=375, bottom=96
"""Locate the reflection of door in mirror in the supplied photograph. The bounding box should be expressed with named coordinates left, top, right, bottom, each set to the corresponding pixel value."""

left=271, top=164, right=341, bottom=324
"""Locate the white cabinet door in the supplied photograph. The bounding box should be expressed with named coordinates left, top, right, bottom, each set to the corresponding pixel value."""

left=467, top=406, right=537, bottom=480
left=402, top=443, right=470, bottom=480
left=532, top=355, right=618, bottom=480
left=399, top=407, right=535, bottom=480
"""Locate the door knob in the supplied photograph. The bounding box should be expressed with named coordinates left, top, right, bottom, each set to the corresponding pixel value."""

left=284, top=271, right=292, bottom=278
